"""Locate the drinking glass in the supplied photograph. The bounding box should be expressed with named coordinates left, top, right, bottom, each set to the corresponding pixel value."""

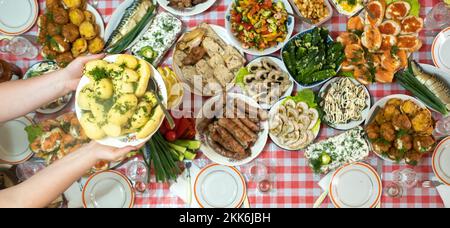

left=0, top=36, right=39, bottom=59
left=433, top=116, right=450, bottom=139
left=126, top=161, right=148, bottom=193
left=392, top=168, right=420, bottom=189
left=424, top=2, right=450, bottom=35
left=385, top=182, right=404, bottom=198
left=247, top=161, right=273, bottom=193
left=15, top=161, right=46, bottom=182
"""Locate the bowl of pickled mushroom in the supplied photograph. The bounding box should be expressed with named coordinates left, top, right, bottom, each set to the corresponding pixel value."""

left=75, top=54, right=168, bottom=147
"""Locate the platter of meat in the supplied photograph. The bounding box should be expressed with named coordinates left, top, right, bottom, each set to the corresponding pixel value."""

left=173, top=23, right=246, bottom=96
left=157, top=0, right=217, bottom=17
left=196, top=93, right=269, bottom=166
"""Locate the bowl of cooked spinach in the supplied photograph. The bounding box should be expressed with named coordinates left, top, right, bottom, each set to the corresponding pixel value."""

left=281, top=27, right=344, bottom=88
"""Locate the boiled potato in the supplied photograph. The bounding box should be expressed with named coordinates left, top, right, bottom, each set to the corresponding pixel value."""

left=63, top=0, right=82, bottom=9
left=137, top=106, right=164, bottom=139
left=116, top=55, right=138, bottom=70
left=80, top=112, right=105, bottom=140
left=102, top=123, right=122, bottom=137
left=130, top=101, right=152, bottom=129
left=115, top=81, right=136, bottom=94
left=79, top=21, right=97, bottom=40
left=69, top=8, right=85, bottom=26
left=83, top=10, right=95, bottom=23
left=108, top=94, right=138, bottom=126
left=85, top=60, right=108, bottom=79
left=93, top=78, right=113, bottom=99
left=88, top=37, right=105, bottom=54
left=90, top=101, right=107, bottom=124
left=135, top=60, right=152, bottom=97
left=78, top=83, right=94, bottom=110
left=72, top=38, right=87, bottom=57
left=123, top=68, right=140, bottom=83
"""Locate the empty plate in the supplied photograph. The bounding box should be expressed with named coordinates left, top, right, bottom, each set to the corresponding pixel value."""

left=0, top=0, right=39, bottom=35
left=432, top=27, right=450, bottom=73
left=82, top=170, right=135, bottom=208
left=432, top=137, right=450, bottom=186
left=329, top=162, right=382, bottom=208
left=0, top=116, right=34, bottom=164
left=194, top=164, right=246, bottom=208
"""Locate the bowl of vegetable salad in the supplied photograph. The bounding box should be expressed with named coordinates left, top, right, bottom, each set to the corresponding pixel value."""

left=225, top=0, right=295, bottom=56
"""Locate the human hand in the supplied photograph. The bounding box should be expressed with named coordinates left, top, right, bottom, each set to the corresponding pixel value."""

left=85, top=141, right=145, bottom=163
left=61, top=54, right=105, bottom=93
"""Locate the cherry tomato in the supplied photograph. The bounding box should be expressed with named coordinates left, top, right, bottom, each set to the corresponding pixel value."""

left=165, top=131, right=177, bottom=142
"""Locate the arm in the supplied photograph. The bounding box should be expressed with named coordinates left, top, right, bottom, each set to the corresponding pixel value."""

left=0, top=54, right=104, bottom=123
left=0, top=142, right=141, bottom=208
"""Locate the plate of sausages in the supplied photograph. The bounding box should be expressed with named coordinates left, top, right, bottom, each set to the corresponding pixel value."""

left=196, top=93, right=269, bottom=166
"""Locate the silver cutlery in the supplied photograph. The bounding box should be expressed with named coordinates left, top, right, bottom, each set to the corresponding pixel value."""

left=148, top=78, right=176, bottom=129
left=422, top=180, right=443, bottom=188
left=184, top=161, right=192, bottom=207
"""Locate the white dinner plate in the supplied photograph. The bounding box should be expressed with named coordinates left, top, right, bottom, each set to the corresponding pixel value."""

left=82, top=170, right=135, bottom=208
left=173, top=24, right=244, bottom=97
left=432, top=27, right=450, bottom=74
left=432, top=137, right=450, bottom=186
left=0, top=0, right=39, bottom=35
left=319, top=77, right=371, bottom=131
left=329, top=162, right=382, bottom=208
left=0, top=116, right=34, bottom=164
left=364, top=94, right=427, bottom=163
left=157, top=0, right=217, bottom=17
left=224, top=0, right=295, bottom=56
left=268, top=97, right=321, bottom=151
left=194, top=164, right=246, bottom=208
left=240, top=56, right=295, bottom=110
left=75, top=55, right=168, bottom=147
left=195, top=93, right=269, bottom=166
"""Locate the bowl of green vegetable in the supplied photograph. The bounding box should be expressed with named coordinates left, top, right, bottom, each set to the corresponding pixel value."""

left=281, top=27, right=345, bottom=88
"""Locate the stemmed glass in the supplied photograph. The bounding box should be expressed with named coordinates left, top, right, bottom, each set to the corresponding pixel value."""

left=424, top=1, right=450, bottom=36
left=385, top=168, right=420, bottom=198
left=0, top=36, right=39, bottom=59
left=247, top=161, right=274, bottom=193
left=126, top=161, right=148, bottom=193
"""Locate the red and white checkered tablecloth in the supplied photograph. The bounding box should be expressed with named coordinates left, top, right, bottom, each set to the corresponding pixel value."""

left=0, top=0, right=445, bottom=208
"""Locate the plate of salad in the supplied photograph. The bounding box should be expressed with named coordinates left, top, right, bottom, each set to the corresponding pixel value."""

left=225, top=0, right=295, bottom=56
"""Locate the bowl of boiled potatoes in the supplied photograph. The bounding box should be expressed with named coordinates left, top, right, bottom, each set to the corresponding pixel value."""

left=75, top=54, right=168, bottom=147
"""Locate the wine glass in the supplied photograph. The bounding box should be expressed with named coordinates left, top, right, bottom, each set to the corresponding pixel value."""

left=433, top=116, right=450, bottom=139
left=424, top=1, right=450, bottom=36
left=126, top=161, right=148, bottom=193
left=0, top=36, right=39, bottom=59
left=247, top=161, right=273, bottom=193
left=392, top=168, right=420, bottom=189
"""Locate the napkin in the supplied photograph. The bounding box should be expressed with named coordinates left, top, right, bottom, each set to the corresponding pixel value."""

left=64, top=178, right=87, bottom=208
left=437, top=184, right=450, bottom=208
left=170, top=164, right=201, bottom=208
left=318, top=172, right=334, bottom=191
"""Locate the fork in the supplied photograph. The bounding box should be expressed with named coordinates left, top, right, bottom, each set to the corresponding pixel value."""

left=184, top=161, right=192, bottom=207
left=422, top=180, right=443, bottom=188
